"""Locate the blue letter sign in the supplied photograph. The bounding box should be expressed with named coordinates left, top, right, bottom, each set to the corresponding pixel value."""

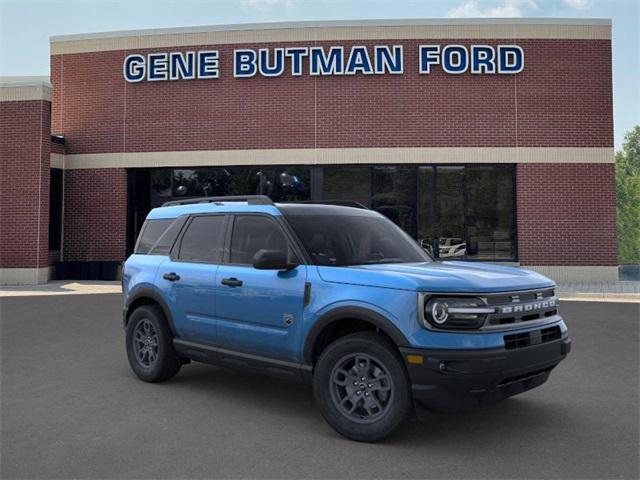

left=123, top=44, right=524, bottom=82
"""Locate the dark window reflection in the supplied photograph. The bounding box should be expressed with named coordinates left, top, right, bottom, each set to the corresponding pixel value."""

left=465, top=166, right=515, bottom=260
left=48, top=168, right=63, bottom=250
left=150, top=169, right=172, bottom=206
left=434, top=166, right=466, bottom=258
left=139, top=163, right=516, bottom=261
left=323, top=166, right=371, bottom=207
left=260, top=167, right=310, bottom=202
left=417, top=166, right=435, bottom=254
left=416, top=165, right=515, bottom=260
left=371, top=166, right=417, bottom=238
left=148, top=166, right=310, bottom=208
left=173, top=168, right=259, bottom=198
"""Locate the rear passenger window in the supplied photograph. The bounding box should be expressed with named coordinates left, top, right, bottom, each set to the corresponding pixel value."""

left=148, top=216, right=187, bottom=256
left=230, top=216, right=288, bottom=265
left=178, top=215, right=226, bottom=263
left=135, top=219, right=173, bottom=254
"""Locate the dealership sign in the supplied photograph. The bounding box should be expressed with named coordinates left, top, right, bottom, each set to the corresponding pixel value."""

left=123, top=44, right=524, bottom=82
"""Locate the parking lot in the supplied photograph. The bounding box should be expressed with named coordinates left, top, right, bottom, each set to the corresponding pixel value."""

left=1, top=294, right=638, bottom=479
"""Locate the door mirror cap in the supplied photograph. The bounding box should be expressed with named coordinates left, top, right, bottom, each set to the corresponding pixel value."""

left=252, top=249, right=298, bottom=271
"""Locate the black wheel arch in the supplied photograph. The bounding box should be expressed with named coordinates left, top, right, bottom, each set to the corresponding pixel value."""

left=303, top=306, right=410, bottom=365
left=125, top=287, right=177, bottom=336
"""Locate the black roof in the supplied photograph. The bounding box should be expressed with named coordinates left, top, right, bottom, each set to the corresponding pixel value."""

left=276, top=203, right=378, bottom=217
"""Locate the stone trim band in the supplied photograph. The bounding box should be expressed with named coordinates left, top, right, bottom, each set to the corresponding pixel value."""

left=53, top=147, right=614, bottom=170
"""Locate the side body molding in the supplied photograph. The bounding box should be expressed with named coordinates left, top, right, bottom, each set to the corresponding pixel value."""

left=303, top=306, right=410, bottom=365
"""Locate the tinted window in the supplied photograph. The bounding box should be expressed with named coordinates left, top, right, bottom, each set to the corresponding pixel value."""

left=415, top=165, right=515, bottom=260
left=178, top=215, right=226, bottom=263
left=260, top=167, right=310, bottom=202
left=324, top=166, right=371, bottom=207
left=230, top=216, right=288, bottom=265
left=135, top=219, right=173, bottom=254
left=285, top=214, right=430, bottom=266
left=465, top=165, right=515, bottom=260
left=149, top=216, right=187, bottom=256
left=49, top=168, right=63, bottom=250
left=371, top=166, right=417, bottom=238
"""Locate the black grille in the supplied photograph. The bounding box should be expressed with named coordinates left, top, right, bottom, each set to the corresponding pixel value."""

left=498, top=366, right=555, bottom=387
left=504, top=326, right=562, bottom=350
left=541, top=325, right=562, bottom=343
left=485, top=288, right=558, bottom=327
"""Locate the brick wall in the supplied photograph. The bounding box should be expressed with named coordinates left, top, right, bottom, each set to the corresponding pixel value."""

left=62, top=168, right=127, bottom=261
left=51, top=140, right=65, bottom=154
left=51, top=39, right=612, bottom=154
left=0, top=100, right=50, bottom=269
left=48, top=34, right=614, bottom=268
left=517, top=163, right=617, bottom=266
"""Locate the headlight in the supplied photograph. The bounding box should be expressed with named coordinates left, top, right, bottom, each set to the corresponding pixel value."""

left=422, top=296, right=494, bottom=330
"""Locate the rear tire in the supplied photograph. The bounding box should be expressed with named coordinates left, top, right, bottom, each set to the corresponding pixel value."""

left=126, top=305, right=181, bottom=382
left=313, top=332, right=411, bottom=442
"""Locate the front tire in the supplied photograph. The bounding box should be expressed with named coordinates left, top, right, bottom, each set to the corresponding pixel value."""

left=313, top=332, right=411, bottom=442
left=126, top=305, right=181, bottom=382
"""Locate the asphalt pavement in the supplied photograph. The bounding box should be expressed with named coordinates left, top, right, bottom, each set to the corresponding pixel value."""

left=1, top=295, right=638, bottom=479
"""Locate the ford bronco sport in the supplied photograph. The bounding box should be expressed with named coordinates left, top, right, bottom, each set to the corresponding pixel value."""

left=122, top=195, right=570, bottom=442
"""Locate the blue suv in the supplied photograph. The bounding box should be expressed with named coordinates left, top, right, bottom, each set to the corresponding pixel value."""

left=123, top=195, right=570, bottom=442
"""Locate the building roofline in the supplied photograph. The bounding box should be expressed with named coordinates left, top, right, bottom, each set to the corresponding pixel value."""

left=50, top=17, right=611, bottom=43
left=0, top=76, right=52, bottom=102
left=0, top=76, right=52, bottom=88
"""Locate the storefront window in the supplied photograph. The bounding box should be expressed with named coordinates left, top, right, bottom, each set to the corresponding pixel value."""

left=417, top=166, right=435, bottom=254
left=371, top=166, right=417, bottom=238
left=133, top=164, right=516, bottom=261
left=434, top=166, right=466, bottom=259
left=260, top=167, right=310, bottom=202
left=465, top=166, right=515, bottom=260
left=48, top=168, right=63, bottom=251
left=150, top=169, right=172, bottom=206
left=323, top=166, right=371, bottom=207
left=416, top=165, right=515, bottom=260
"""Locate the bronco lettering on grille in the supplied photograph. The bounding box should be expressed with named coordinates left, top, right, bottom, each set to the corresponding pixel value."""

left=500, top=298, right=556, bottom=315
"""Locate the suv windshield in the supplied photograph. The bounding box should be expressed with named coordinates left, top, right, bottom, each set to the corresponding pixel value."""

left=284, top=213, right=431, bottom=266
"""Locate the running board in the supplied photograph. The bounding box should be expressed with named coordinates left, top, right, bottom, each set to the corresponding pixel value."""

left=173, top=338, right=312, bottom=383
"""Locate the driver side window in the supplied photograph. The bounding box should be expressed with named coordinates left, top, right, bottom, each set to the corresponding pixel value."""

left=229, top=215, right=289, bottom=265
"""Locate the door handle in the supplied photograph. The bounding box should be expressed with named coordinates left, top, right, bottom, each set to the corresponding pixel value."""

left=221, top=277, right=243, bottom=287
left=163, top=272, right=180, bottom=282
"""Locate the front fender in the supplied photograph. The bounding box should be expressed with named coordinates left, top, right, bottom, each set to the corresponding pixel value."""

left=303, top=303, right=410, bottom=364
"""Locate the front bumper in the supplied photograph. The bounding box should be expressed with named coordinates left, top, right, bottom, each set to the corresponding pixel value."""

left=400, top=334, right=571, bottom=411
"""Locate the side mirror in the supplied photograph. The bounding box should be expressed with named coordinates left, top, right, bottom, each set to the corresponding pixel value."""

left=252, top=249, right=298, bottom=271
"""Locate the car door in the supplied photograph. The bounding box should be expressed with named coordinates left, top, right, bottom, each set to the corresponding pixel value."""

left=156, top=214, right=228, bottom=344
left=215, top=214, right=307, bottom=363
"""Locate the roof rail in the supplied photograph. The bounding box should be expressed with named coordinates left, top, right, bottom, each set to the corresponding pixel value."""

left=162, top=195, right=274, bottom=207
left=285, top=200, right=369, bottom=209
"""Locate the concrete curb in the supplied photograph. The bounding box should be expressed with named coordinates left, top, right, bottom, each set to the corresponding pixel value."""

left=558, top=294, right=640, bottom=303
left=0, top=281, right=121, bottom=298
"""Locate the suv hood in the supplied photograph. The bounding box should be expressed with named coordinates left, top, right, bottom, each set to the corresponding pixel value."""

left=316, top=261, right=555, bottom=293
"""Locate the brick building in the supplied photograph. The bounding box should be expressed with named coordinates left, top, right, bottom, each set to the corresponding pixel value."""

left=0, top=18, right=617, bottom=284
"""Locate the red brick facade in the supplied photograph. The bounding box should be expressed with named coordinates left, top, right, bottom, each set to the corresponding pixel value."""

left=51, top=39, right=612, bottom=154
left=62, top=168, right=127, bottom=261
left=0, top=22, right=616, bottom=282
left=0, top=99, right=50, bottom=269
left=517, top=163, right=618, bottom=266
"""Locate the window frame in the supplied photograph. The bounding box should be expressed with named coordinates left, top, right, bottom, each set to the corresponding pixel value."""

left=170, top=213, right=230, bottom=265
